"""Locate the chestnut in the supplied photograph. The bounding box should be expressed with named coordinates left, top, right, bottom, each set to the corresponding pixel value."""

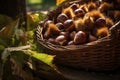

left=56, top=22, right=64, bottom=30
left=44, top=20, right=53, bottom=29
left=57, top=13, right=68, bottom=23
left=89, top=34, right=97, bottom=42
left=48, top=38, right=56, bottom=44
left=60, top=32, right=69, bottom=39
left=74, top=31, right=87, bottom=45
left=70, top=31, right=76, bottom=40
left=68, top=41, right=74, bottom=45
left=74, top=8, right=85, bottom=18
left=63, top=19, right=75, bottom=32
left=95, top=18, right=106, bottom=28
left=88, top=10, right=104, bottom=21
left=95, top=0, right=102, bottom=7
left=70, top=3, right=78, bottom=11
left=55, top=35, right=67, bottom=46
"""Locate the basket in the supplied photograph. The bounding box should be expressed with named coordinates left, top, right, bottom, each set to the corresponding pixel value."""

left=36, top=0, right=120, bottom=71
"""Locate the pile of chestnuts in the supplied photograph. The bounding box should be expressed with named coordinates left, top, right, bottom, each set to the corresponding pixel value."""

left=40, top=0, right=120, bottom=46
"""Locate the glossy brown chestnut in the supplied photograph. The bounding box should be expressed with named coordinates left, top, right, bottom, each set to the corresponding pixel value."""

left=68, top=41, right=74, bottom=45
left=95, top=18, right=106, bottom=28
left=74, top=31, right=87, bottom=45
left=70, top=3, right=78, bottom=11
left=57, top=13, right=68, bottom=23
left=74, top=8, right=85, bottom=18
left=63, top=19, right=75, bottom=32
left=55, top=35, right=67, bottom=45
left=48, top=38, right=56, bottom=44
left=60, top=32, right=69, bottom=39
left=56, top=22, right=64, bottom=30
left=89, top=34, right=97, bottom=42
left=70, top=31, right=76, bottom=40
left=44, top=20, right=53, bottom=29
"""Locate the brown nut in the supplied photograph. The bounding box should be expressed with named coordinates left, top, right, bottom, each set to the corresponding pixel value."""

left=57, top=13, right=68, bottom=23
left=60, top=32, right=69, bottom=39
left=74, top=8, right=85, bottom=18
left=70, top=31, right=76, bottom=40
left=68, top=40, right=74, bottom=45
left=48, top=38, right=57, bottom=44
left=89, top=34, right=97, bottom=42
left=55, top=35, right=67, bottom=46
left=56, top=22, right=64, bottom=30
left=70, top=3, right=78, bottom=11
left=63, top=19, right=75, bottom=32
left=95, top=18, right=106, bottom=28
left=44, top=20, right=53, bottom=29
left=88, top=10, right=104, bottom=21
left=74, top=31, right=87, bottom=45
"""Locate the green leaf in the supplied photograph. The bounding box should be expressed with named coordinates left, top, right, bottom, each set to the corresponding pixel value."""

left=0, top=18, right=19, bottom=38
left=1, top=48, right=11, bottom=62
left=1, top=45, right=31, bottom=62
left=23, top=50, right=55, bottom=66
left=0, top=38, right=8, bottom=47
left=0, top=45, right=5, bottom=53
left=27, top=12, right=46, bottom=30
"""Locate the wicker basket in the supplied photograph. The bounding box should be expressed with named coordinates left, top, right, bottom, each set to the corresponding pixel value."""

left=36, top=0, right=120, bottom=71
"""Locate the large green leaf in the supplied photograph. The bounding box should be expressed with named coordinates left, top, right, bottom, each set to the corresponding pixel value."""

left=23, top=50, right=55, bottom=66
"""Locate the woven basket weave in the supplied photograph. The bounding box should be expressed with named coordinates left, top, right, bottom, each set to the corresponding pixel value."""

left=36, top=0, right=120, bottom=71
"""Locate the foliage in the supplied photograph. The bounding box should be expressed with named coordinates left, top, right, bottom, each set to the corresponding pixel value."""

left=56, top=0, right=66, bottom=6
left=0, top=12, right=65, bottom=80
left=56, top=0, right=74, bottom=6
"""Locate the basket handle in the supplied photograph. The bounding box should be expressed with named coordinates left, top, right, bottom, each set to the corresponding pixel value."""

left=109, top=21, right=120, bottom=40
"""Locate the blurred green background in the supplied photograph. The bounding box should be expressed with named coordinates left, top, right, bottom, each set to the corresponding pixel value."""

left=26, top=0, right=56, bottom=11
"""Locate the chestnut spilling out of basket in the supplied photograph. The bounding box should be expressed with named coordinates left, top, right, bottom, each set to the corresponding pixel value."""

left=40, top=0, right=120, bottom=46
left=37, top=0, right=120, bottom=71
